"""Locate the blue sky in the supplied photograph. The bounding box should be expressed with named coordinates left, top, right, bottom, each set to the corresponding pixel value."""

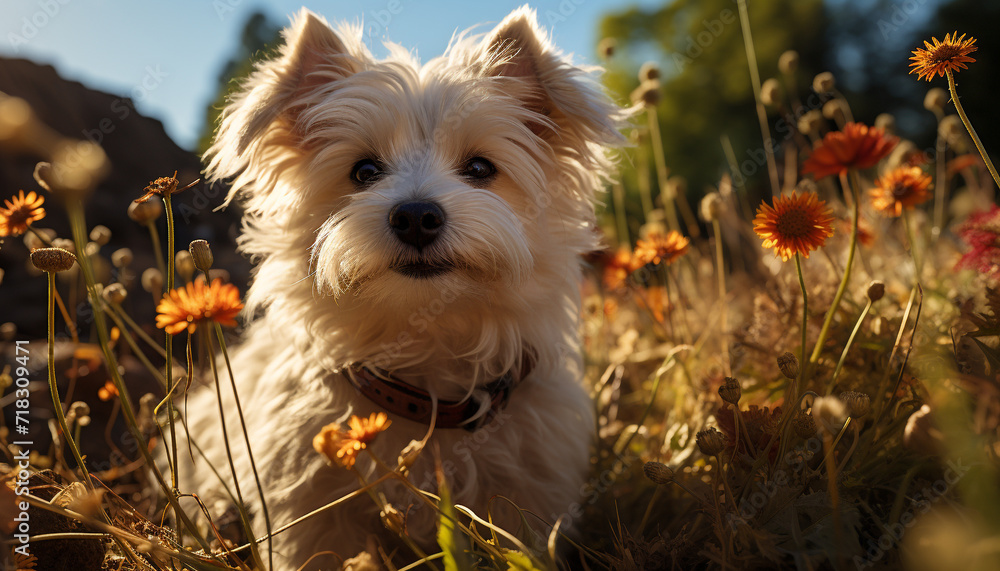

left=1, top=0, right=657, bottom=151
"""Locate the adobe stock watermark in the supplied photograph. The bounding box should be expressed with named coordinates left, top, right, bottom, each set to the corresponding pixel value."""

left=213, top=0, right=244, bottom=22
left=82, top=64, right=169, bottom=147
left=877, top=0, right=930, bottom=41
left=672, top=8, right=737, bottom=72
left=365, top=0, right=409, bottom=42
left=7, top=0, right=73, bottom=53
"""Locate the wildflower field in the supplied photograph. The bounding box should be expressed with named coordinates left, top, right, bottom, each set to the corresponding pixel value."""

left=2, top=5, right=1000, bottom=571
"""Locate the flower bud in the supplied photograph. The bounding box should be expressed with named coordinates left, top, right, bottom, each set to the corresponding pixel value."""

left=639, top=61, right=661, bottom=82
left=111, top=248, right=133, bottom=268
left=89, top=225, right=111, bottom=246
left=174, top=250, right=195, bottom=280
left=839, top=391, right=871, bottom=419
left=812, top=71, right=835, bottom=93
left=643, top=461, right=675, bottom=484
left=778, top=50, right=799, bottom=74
left=761, top=78, right=783, bottom=107
left=141, top=268, right=163, bottom=294
left=50, top=238, right=75, bottom=254
left=867, top=280, right=885, bottom=303
left=792, top=414, right=817, bottom=439
left=380, top=505, right=407, bottom=535
left=797, top=109, right=824, bottom=136
left=812, top=396, right=847, bottom=435
left=718, top=377, right=742, bottom=405
left=631, top=80, right=661, bottom=108
left=103, top=283, right=127, bottom=304
left=700, top=192, right=724, bottom=222
left=777, top=352, right=799, bottom=380
left=597, top=38, right=616, bottom=60
left=696, top=427, right=727, bottom=456
left=128, top=196, right=163, bottom=225
left=30, top=247, right=77, bottom=273
left=189, top=239, right=214, bottom=274
left=397, top=439, right=425, bottom=473
left=875, top=113, right=896, bottom=135
left=822, top=99, right=847, bottom=123
left=923, top=87, right=948, bottom=114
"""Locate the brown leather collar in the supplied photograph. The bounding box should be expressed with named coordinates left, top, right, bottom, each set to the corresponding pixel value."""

left=343, top=350, right=534, bottom=431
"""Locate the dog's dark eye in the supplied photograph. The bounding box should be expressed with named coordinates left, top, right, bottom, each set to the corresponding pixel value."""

left=351, top=159, right=383, bottom=185
left=461, top=157, right=496, bottom=180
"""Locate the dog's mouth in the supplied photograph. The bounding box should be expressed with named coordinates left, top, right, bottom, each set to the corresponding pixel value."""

left=393, top=261, right=453, bottom=279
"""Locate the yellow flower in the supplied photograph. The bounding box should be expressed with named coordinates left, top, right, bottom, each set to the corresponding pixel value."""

left=631, top=230, right=690, bottom=270
left=909, top=31, right=977, bottom=82
left=753, top=191, right=835, bottom=261
left=0, top=190, right=45, bottom=237
left=313, top=412, right=392, bottom=469
left=155, top=278, right=243, bottom=335
left=869, top=166, right=933, bottom=217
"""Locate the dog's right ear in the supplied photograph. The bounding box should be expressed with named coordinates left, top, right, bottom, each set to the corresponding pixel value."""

left=207, top=9, right=365, bottom=195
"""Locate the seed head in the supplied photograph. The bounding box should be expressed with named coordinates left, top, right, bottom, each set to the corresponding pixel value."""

left=812, top=396, right=847, bottom=435
left=792, top=414, right=817, bottom=439
left=812, top=71, right=836, bottom=93
left=631, top=80, right=661, bottom=108
left=380, top=505, right=407, bottom=535
left=923, top=87, right=949, bottom=113
left=189, top=240, right=214, bottom=274
left=128, top=196, right=163, bottom=225
left=111, top=248, right=133, bottom=268
left=778, top=50, right=799, bottom=74
left=839, top=391, right=871, bottom=418
left=141, top=267, right=163, bottom=294
left=174, top=250, right=195, bottom=280
left=823, top=99, right=847, bottom=123
left=867, top=280, right=885, bottom=303
left=597, top=37, right=616, bottom=60
left=700, top=192, right=724, bottom=222
left=643, top=461, right=675, bottom=484
left=30, top=247, right=77, bottom=273
left=718, top=377, right=742, bottom=405
left=777, top=352, right=799, bottom=380
left=89, top=225, right=111, bottom=246
left=696, top=427, right=727, bottom=456
left=639, top=61, right=661, bottom=82
left=875, top=113, right=896, bottom=135
left=761, top=78, right=783, bottom=107
left=797, top=109, right=825, bottom=136
left=102, top=283, right=127, bottom=305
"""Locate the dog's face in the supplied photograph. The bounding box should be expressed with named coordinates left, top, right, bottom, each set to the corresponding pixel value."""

left=207, top=7, right=621, bottom=375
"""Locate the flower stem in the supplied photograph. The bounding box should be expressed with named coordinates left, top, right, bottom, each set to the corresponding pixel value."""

left=795, top=253, right=809, bottom=394
left=810, top=169, right=860, bottom=364
left=611, top=181, right=630, bottom=246
left=163, top=195, right=179, bottom=495
left=214, top=323, right=274, bottom=571
left=713, top=219, right=730, bottom=376
left=146, top=220, right=167, bottom=282
left=46, top=271, right=93, bottom=487
left=826, top=299, right=872, bottom=395
left=736, top=0, right=781, bottom=196
left=902, top=208, right=923, bottom=279
left=946, top=69, right=1000, bottom=189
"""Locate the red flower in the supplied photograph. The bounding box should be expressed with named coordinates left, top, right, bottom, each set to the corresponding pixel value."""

left=957, top=206, right=1000, bottom=280
left=802, top=122, right=898, bottom=180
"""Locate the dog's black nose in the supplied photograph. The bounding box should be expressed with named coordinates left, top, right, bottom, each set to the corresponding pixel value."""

left=388, top=201, right=445, bottom=250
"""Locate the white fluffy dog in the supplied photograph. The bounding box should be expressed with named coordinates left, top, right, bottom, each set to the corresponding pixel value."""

left=183, top=6, right=623, bottom=568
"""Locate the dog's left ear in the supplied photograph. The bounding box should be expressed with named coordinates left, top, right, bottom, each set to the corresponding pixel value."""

left=480, top=7, right=623, bottom=147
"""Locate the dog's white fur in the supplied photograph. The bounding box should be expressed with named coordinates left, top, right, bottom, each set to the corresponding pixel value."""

left=182, top=6, right=623, bottom=568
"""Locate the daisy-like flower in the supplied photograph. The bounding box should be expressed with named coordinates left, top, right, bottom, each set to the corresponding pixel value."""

left=753, top=191, right=835, bottom=261
left=313, top=412, right=392, bottom=469
left=909, top=32, right=977, bottom=82
left=630, top=230, right=690, bottom=270
left=869, top=166, right=933, bottom=217
left=134, top=171, right=199, bottom=204
left=602, top=248, right=633, bottom=290
left=155, top=277, right=243, bottom=335
left=802, top=122, right=898, bottom=180
left=0, top=190, right=45, bottom=237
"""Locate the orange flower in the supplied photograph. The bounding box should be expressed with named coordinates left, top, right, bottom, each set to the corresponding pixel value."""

left=313, top=412, right=392, bottom=469
left=0, top=190, right=45, bottom=237
left=602, top=248, right=633, bottom=290
left=155, top=278, right=243, bottom=335
left=869, top=166, right=933, bottom=217
left=631, top=230, right=690, bottom=270
left=98, top=380, right=119, bottom=401
left=947, top=153, right=980, bottom=176
left=753, top=191, right=835, bottom=261
left=909, top=32, right=977, bottom=82
left=802, top=122, right=898, bottom=180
